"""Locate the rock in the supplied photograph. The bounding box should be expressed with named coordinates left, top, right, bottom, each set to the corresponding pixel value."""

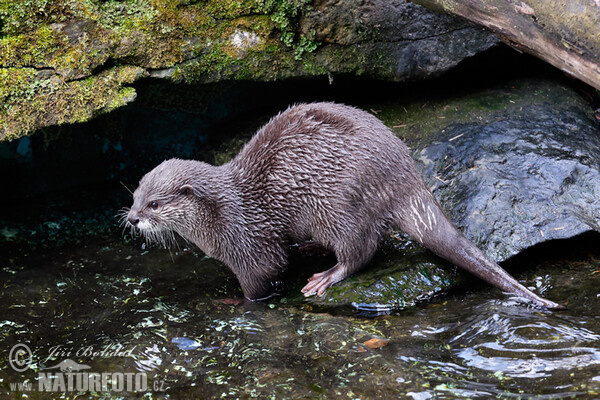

left=300, top=78, right=599, bottom=311
left=0, top=0, right=498, bottom=140
left=285, top=236, right=461, bottom=314
left=300, top=0, right=499, bottom=81
left=414, top=80, right=600, bottom=261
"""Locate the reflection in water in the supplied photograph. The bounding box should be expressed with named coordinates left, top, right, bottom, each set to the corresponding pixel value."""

left=135, top=345, right=163, bottom=372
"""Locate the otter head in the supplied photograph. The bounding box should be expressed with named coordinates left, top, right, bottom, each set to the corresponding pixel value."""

left=125, top=158, right=219, bottom=249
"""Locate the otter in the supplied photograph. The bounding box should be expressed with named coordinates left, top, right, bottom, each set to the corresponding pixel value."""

left=125, top=102, right=563, bottom=309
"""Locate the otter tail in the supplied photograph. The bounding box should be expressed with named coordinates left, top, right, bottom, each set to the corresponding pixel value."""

left=434, top=227, right=564, bottom=309
left=404, top=195, right=565, bottom=309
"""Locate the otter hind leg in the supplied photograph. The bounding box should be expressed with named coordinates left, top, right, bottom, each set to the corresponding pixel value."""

left=301, top=233, right=378, bottom=297
left=301, top=263, right=349, bottom=296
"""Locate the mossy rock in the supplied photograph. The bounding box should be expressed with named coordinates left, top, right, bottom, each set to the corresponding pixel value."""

left=0, top=0, right=498, bottom=140
left=282, top=236, right=463, bottom=314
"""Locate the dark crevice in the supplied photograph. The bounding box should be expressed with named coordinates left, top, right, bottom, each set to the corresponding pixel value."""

left=396, top=25, right=485, bottom=43
left=503, top=231, right=600, bottom=270
left=0, top=65, right=55, bottom=72
left=1, top=58, right=138, bottom=85
left=89, top=57, right=121, bottom=77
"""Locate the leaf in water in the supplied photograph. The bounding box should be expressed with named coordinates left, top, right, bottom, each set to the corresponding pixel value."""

left=363, top=337, right=389, bottom=349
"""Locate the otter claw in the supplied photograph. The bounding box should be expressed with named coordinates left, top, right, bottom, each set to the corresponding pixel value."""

left=300, top=281, right=321, bottom=297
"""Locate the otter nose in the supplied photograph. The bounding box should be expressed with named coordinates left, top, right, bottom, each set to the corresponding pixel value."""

left=127, top=212, right=140, bottom=226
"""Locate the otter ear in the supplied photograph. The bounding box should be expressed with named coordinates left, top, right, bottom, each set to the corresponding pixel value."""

left=179, top=185, right=194, bottom=196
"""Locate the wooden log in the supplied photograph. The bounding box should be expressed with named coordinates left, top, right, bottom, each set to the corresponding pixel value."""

left=412, top=0, right=600, bottom=90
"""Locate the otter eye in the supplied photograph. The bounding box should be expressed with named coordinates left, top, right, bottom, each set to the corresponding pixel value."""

left=148, top=201, right=159, bottom=210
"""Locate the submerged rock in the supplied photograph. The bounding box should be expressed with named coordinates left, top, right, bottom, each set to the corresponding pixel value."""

left=303, top=78, right=599, bottom=311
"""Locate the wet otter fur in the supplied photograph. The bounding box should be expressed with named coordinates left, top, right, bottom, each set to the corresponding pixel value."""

left=126, top=102, right=563, bottom=309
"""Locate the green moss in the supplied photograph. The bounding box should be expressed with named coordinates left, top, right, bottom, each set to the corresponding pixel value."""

left=0, top=25, right=60, bottom=67
left=95, top=0, right=159, bottom=31
left=0, top=68, right=36, bottom=102
left=0, top=0, right=69, bottom=34
left=294, top=29, right=318, bottom=60
left=267, top=0, right=312, bottom=46
left=0, top=66, right=145, bottom=141
left=0, top=0, right=321, bottom=140
left=199, top=0, right=313, bottom=48
left=0, top=0, right=313, bottom=73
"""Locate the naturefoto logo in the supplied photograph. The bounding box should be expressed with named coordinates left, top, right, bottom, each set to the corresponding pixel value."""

left=8, top=343, right=162, bottom=393
left=42, top=359, right=91, bottom=372
left=37, top=363, right=148, bottom=393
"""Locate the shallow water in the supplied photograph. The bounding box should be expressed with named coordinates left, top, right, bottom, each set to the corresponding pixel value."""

left=1, top=186, right=600, bottom=399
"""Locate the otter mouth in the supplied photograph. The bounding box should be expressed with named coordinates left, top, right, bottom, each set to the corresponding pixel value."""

left=118, top=208, right=178, bottom=249
left=134, top=219, right=155, bottom=232
left=132, top=224, right=178, bottom=249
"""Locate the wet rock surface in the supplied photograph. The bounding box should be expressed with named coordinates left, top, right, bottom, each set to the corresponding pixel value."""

left=414, top=80, right=600, bottom=261
left=284, top=235, right=462, bottom=313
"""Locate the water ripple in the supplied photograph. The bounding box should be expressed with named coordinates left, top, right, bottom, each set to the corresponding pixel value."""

left=449, top=302, right=600, bottom=378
